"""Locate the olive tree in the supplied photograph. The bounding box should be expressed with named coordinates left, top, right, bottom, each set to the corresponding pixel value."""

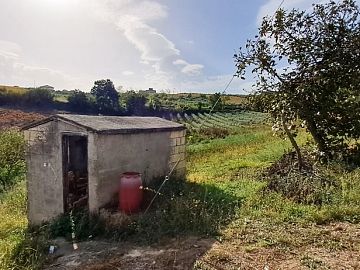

left=234, top=0, right=360, bottom=164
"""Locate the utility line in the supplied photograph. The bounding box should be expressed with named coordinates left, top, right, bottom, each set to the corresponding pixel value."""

left=271, top=0, right=286, bottom=21
left=198, top=0, right=286, bottom=119
left=208, top=74, right=235, bottom=114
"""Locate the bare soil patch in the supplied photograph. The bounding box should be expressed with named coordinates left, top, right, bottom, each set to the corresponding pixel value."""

left=45, top=237, right=214, bottom=270
left=197, top=222, right=360, bottom=270
left=0, top=109, right=46, bottom=129
left=44, top=222, right=360, bottom=269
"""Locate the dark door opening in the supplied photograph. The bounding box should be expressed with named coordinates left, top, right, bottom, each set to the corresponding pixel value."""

left=62, top=135, right=88, bottom=212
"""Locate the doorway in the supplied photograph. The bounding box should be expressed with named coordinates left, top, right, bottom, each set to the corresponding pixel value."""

left=62, top=135, right=88, bottom=212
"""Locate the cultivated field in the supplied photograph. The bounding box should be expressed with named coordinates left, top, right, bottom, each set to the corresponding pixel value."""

left=0, top=109, right=46, bottom=130
left=0, top=111, right=359, bottom=269
left=173, top=111, right=266, bottom=129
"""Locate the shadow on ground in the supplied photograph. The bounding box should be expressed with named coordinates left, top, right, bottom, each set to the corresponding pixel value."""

left=44, top=179, right=242, bottom=269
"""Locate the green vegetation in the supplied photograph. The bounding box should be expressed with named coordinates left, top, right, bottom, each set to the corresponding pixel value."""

left=90, top=79, right=120, bottom=114
left=235, top=0, right=360, bottom=160
left=0, top=1, right=359, bottom=268
left=0, top=130, right=25, bottom=192
left=0, top=116, right=360, bottom=268
left=173, top=111, right=267, bottom=143
left=0, top=86, right=27, bottom=106
left=67, top=90, right=95, bottom=113
left=0, top=86, right=54, bottom=108
left=122, top=91, right=147, bottom=115
left=0, top=83, right=249, bottom=116
left=0, top=182, right=28, bottom=269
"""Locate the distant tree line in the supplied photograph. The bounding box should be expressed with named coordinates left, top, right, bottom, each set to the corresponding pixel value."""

left=0, top=80, right=249, bottom=115
left=0, top=87, right=54, bottom=108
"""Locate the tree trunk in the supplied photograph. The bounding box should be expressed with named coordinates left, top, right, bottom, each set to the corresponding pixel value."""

left=281, top=114, right=303, bottom=170
left=305, top=117, right=330, bottom=157
left=299, top=101, right=330, bottom=158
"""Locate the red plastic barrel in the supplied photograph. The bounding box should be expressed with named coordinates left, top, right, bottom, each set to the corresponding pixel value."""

left=119, top=172, right=143, bottom=214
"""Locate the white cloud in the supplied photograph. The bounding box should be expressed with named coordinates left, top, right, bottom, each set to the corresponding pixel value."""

left=173, top=59, right=188, bottom=66
left=180, top=64, right=204, bottom=76
left=179, top=74, right=254, bottom=94
left=89, top=0, right=204, bottom=87
left=173, top=58, right=204, bottom=75
left=0, top=40, right=21, bottom=56
left=122, top=70, right=134, bottom=76
left=0, top=40, right=76, bottom=89
left=91, top=0, right=168, bottom=23
left=119, top=17, right=179, bottom=62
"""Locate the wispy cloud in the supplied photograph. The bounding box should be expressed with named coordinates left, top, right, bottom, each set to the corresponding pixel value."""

left=89, top=0, right=204, bottom=86
left=0, top=40, right=75, bottom=89
left=122, top=70, right=134, bottom=76
left=173, top=59, right=204, bottom=75
left=179, top=73, right=254, bottom=94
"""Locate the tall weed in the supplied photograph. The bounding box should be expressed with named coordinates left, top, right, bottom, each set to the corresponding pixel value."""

left=0, top=130, right=25, bottom=192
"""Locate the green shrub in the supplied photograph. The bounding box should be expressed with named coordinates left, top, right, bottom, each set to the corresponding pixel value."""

left=9, top=229, right=49, bottom=270
left=0, top=88, right=24, bottom=106
left=0, top=130, right=25, bottom=192
left=68, top=90, right=95, bottom=113
left=23, top=88, right=54, bottom=107
left=265, top=151, right=338, bottom=204
left=49, top=210, right=104, bottom=241
left=104, top=180, right=242, bottom=243
left=187, top=127, right=230, bottom=144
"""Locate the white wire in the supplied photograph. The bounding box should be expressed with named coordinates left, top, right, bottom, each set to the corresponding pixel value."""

left=195, top=0, right=286, bottom=123
left=208, top=75, right=235, bottom=114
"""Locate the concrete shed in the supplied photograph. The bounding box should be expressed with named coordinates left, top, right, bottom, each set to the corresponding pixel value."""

left=22, top=114, right=186, bottom=225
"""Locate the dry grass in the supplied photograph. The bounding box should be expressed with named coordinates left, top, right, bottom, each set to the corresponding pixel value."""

left=0, top=85, right=28, bottom=95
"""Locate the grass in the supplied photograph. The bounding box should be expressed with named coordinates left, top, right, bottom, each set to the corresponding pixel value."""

left=53, top=93, right=69, bottom=103
left=0, top=181, right=27, bottom=269
left=0, top=85, right=27, bottom=95
left=0, top=120, right=360, bottom=268
left=0, top=181, right=48, bottom=270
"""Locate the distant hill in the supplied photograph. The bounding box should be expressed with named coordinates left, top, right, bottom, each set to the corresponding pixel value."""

left=0, top=85, right=28, bottom=95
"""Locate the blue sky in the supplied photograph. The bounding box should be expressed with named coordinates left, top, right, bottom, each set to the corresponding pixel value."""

left=0, top=0, right=353, bottom=93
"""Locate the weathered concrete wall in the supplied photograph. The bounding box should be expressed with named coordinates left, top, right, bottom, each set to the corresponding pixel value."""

left=94, top=130, right=186, bottom=209
left=25, top=118, right=186, bottom=223
left=25, top=120, right=87, bottom=225
left=87, top=132, right=98, bottom=213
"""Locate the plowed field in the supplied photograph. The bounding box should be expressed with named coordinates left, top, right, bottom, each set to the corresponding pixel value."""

left=0, top=109, right=46, bottom=129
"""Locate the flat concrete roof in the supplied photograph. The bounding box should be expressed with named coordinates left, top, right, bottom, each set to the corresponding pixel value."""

left=22, top=114, right=185, bottom=134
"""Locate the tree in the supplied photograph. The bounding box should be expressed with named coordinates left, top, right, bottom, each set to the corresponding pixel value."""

left=24, top=88, right=54, bottom=107
left=234, top=0, right=360, bottom=163
left=68, top=90, right=94, bottom=113
left=124, top=91, right=147, bottom=115
left=147, top=95, right=162, bottom=111
left=90, top=79, right=120, bottom=114
left=208, top=92, right=224, bottom=111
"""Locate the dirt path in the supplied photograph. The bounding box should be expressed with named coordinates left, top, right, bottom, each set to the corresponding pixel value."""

left=45, top=237, right=214, bottom=270
left=44, top=222, right=360, bottom=270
